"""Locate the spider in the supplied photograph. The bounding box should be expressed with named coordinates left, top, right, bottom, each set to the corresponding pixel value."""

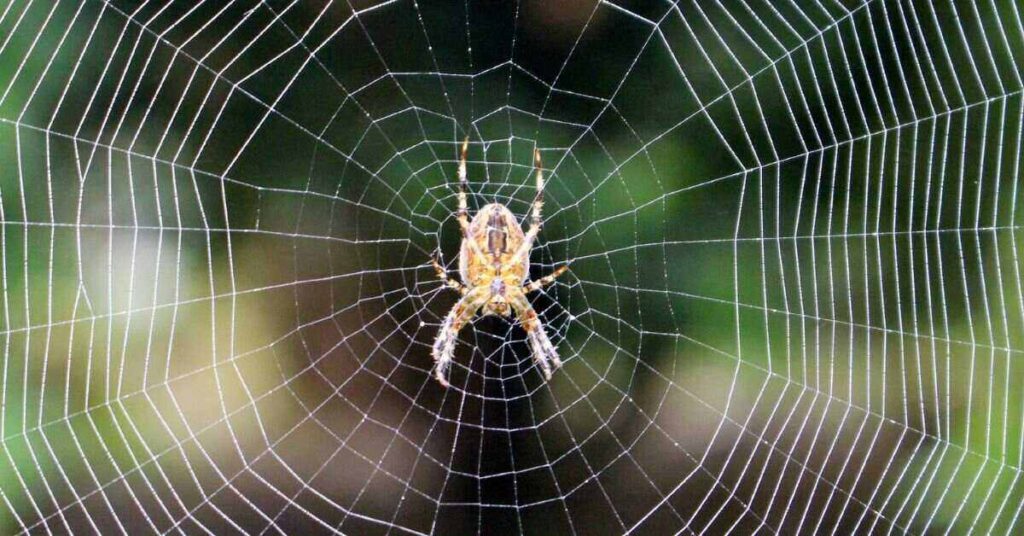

left=430, top=138, right=570, bottom=387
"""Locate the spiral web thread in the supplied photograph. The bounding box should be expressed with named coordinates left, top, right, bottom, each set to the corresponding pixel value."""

left=1, top=0, right=1024, bottom=534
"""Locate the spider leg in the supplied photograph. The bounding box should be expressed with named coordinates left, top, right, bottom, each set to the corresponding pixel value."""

left=510, top=149, right=547, bottom=264
left=432, top=286, right=488, bottom=387
left=457, top=136, right=470, bottom=230
left=455, top=136, right=487, bottom=261
left=524, top=263, right=570, bottom=293
left=532, top=148, right=544, bottom=230
left=509, top=289, right=562, bottom=381
left=432, top=251, right=466, bottom=294
left=523, top=149, right=545, bottom=242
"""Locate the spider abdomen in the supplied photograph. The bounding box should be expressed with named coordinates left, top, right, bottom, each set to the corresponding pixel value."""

left=459, top=203, right=528, bottom=285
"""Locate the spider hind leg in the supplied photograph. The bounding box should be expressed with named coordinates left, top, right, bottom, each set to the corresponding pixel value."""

left=509, top=291, right=563, bottom=381
left=432, top=287, right=487, bottom=387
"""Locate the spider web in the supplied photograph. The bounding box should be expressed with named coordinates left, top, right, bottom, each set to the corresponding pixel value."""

left=1, top=0, right=1024, bottom=533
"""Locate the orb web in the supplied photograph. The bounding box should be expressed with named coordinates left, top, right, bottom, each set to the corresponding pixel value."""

left=1, top=0, right=1024, bottom=534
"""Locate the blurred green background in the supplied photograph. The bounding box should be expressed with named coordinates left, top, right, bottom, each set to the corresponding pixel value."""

left=1, top=0, right=1024, bottom=534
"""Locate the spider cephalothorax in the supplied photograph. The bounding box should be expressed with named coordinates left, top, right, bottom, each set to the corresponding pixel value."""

left=430, top=139, right=569, bottom=387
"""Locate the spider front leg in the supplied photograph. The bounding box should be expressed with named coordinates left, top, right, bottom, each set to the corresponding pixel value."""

left=509, top=289, right=562, bottom=381
left=524, top=149, right=545, bottom=243
left=531, top=148, right=544, bottom=231
left=511, top=149, right=548, bottom=263
left=432, top=286, right=488, bottom=387
left=457, top=137, right=470, bottom=229
left=455, top=136, right=486, bottom=261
